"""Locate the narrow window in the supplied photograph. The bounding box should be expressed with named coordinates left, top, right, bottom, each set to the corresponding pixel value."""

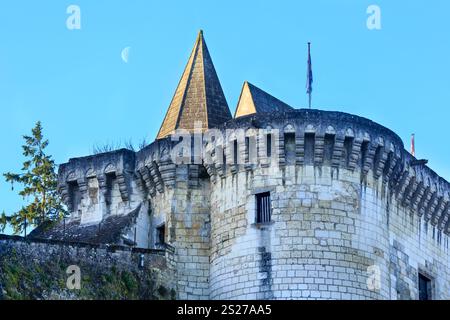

left=323, top=134, right=335, bottom=165
left=105, top=173, right=116, bottom=215
left=246, top=135, right=257, bottom=165
left=266, top=134, right=272, bottom=158
left=68, top=181, right=81, bottom=214
left=245, top=136, right=250, bottom=164
left=304, top=133, right=315, bottom=165
left=233, top=140, right=238, bottom=165
left=360, top=140, right=369, bottom=168
left=256, top=192, right=271, bottom=224
left=156, top=224, right=165, bottom=246
left=418, top=273, right=432, bottom=300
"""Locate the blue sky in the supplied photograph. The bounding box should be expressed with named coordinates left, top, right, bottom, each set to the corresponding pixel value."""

left=1, top=1, right=449, bottom=234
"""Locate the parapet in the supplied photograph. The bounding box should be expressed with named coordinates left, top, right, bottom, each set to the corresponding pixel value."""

left=58, top=148, right=136, bottom=216
left=56, top=109, right=450, bottom=234
left=204, top=109, right=450, bottom=234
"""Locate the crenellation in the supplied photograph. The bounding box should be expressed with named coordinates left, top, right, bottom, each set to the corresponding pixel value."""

left=116, top=171, right=130, bottom=202
left=437, top=200, right=450, bottom=228
left=383, top=148, right=399, bottom=183
left=295, top=129, right=305, bottom=165
left=277, top=131, right=286, bottom=167
left=395, top=171, right=412, bottom=200
left=362, top=141, right=378, bottom=177
left=159, top=161, right=177, bottom=189
left=417, top=186, right=431, bottom=218
left=373, top=146, right=388, bottom=179
left=402, top=177, right=417, bottom=208
left=58, top=184, right=70, bottom=212
left=431, top=197, right=446, bottom=227
left=411, top=181, right=425, bottom=212
left=348, top=138, right=362, bottom=171
left=314, top=133, right=325, bottom=166
left=331, top=135, right=343, bottom=168
left=149, top=161, right=164, bottom=193
left=138, top=166, right=155, bottom=197
left=203, top=147, right=218, bottom=182
left=425, top=194, right=439, bottom=223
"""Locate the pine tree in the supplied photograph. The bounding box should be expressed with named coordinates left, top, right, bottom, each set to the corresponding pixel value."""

left=2, top=122, right=66, bottom=236
left=0, top=211, right=7, bottom=233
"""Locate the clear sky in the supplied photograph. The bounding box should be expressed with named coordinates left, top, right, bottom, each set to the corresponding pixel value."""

left=1, top=0, right=449, bottom=234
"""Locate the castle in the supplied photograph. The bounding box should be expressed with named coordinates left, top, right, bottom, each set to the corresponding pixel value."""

left=30, top=31, right=450, bottom=300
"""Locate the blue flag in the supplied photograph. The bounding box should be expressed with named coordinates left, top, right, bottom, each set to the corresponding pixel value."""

left=306, top=42, right=313, bottom=94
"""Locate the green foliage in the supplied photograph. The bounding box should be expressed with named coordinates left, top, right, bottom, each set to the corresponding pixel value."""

left=121, top=270, right=138, bottom=292
left=0, top=247, right=175, bottom=300
left=0, top=212, right=7, bottom=233
left=1, top=121, right=66, bottom=235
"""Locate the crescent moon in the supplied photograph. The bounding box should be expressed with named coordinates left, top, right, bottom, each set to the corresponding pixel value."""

left=121, top=47, right=130, bottom=63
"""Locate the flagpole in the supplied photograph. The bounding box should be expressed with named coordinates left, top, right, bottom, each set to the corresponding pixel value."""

left=309, top=91, right=311, bottom=109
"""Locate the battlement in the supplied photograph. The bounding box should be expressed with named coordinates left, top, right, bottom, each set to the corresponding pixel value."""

left=206, top=110, right=450, bottom=233
left=56, top=109, right=450, bottom=235
left=58, top=149, right=136, bottom=211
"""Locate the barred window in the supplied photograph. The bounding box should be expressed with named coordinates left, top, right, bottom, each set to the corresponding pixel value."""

left=256, top=192, right=271, bottom=223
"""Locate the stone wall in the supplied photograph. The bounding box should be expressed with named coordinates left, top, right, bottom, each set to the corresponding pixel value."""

left=0, top=235, right=176, bottom=300
left=169, top=167, right=211, bottom=299
left=208, top=164, right=450, bottom=299
left=54, top=109, right=450, bottom=300
left=205, top=110, right=450, bottom=300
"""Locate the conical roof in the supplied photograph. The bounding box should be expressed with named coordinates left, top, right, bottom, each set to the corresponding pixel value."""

left=234, top=81, right=294, bottom=118
left=157, top=31, right=231, bottom=139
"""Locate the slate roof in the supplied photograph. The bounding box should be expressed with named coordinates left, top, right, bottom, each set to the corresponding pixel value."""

left=157, top=30, right=232, bottom=139
left=29, top=205, right=141, bottom=246
left=234, top=81, right=294, bottom=118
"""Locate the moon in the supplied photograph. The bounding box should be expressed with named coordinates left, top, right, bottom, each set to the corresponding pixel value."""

left=121, top=47, right=130, bottom=63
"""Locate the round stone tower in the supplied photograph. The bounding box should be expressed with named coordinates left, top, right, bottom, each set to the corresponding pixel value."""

left=203, top=109, right=450, bottom=300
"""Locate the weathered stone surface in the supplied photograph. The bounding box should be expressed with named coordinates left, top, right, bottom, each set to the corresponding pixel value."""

left=0, top=235, right=176, bottom=300
left=50, top=108, right=450, bottom=300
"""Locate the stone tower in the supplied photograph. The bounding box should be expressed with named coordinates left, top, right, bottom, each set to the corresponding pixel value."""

left=34, top=32, right=450, bottom=300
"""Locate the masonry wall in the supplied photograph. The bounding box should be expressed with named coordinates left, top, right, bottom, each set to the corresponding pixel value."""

left=204, top=111, right=450, bottom=300
left=146, top=175, right=211, bottom=300
left=208, top=163, right=450, bottom=300
left=54, top=110, right=450, bottom=300
left=166, top=165, right=211, bottom=300
left=0, top=236, right=176, bottom=300
left=386, top=193, right=450, bottom=299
